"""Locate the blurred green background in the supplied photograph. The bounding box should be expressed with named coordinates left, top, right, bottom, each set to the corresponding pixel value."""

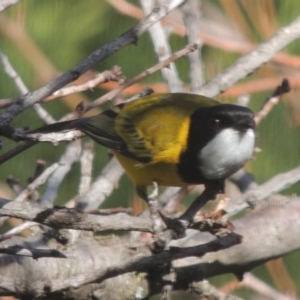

left=0, top=0, right=300, bottom=298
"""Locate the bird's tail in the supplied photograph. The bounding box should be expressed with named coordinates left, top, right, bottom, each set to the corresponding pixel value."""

left=28, top=119, right=85, bottom=134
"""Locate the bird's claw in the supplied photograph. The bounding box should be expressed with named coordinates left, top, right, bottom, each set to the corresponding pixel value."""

left=158, top=211, right=188, bottom=239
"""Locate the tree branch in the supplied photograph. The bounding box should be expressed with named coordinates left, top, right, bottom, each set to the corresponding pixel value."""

left=197, top=15, right=300, bottom=97
left=1, top=196, right=300, bottom=298
left=227, top=164, right=300, bottom=217
left=0, top=197, right=153, bottom=232
left=0, top=244, right=72, bottom=259
left=0, top=0, right=185, bottom=127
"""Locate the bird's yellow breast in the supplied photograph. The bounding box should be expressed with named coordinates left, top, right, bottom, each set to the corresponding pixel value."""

left=113, top=151, right=189, bottom=187
left=115, top=94, right=212, bottom=165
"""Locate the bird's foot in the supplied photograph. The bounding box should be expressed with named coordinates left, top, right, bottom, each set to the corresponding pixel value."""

left=158, top=211, right=188, bottom=240
left=179, top=181, right=224, bottom=222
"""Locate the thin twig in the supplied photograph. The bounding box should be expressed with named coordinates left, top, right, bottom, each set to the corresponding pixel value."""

left=107, top=0, right=300, bottom=69
left=189, top=280, right=242, bottom=300
left=0, top=221, right=37, bottom=242
left=0, top=0, right=185, bottom=127
left=162, top=186, right=192, bottom=215
left=140, top=0, right=182, bottom=92
left=0, top=244, right=73, bottom=259
left=0, top=140, right=37, bottom=165
left=241, top=273, right=297, bottom=300
left=0, top=98, right=14, bottom=109
left=0, top=49, right=27, bottom=94
left=181, top=0, right=204, bottom=91
left=40, top=140, right=82, bottom=208
left=78, top=140, right=94, bottom=197
left=0, top=0, right=22, bottom=12
left=7, top=43, right=198, bottom=147
left=123, top=87, right=154, bottom=103
left=0, top=49, right=56, bottom=124
left=86, top=207, right=132, bottom=215
left=254, top=78, right=291, bottom=125
left=76, top=157, right=124, bottom=211
left=83, top=43, right=198, bottom=113
left=6, top=176, right=23, bottom=195
left=0, top=198, right=78, bottom=243
left=197, top=17, right=300, bottom=97
left=0, top=162, right=59, bottom=227
left=236, top=94, right=251, bottom=107
left=44, top=67, right=123, bottom=102
left=14, top=163, right=60, bottom=203
left=227, top=164, right=300, bottom=217
left=32, top=104, right=56, bottom=124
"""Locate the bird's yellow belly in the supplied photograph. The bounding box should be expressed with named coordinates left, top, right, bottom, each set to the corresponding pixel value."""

left=113, top=152, right=188, bottom=187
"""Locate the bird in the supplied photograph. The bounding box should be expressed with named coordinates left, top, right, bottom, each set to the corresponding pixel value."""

left=27, top=93, right=255, bottom=224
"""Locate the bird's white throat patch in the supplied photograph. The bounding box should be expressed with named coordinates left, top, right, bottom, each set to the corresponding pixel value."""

left=198, top=128, right=255, bottom=180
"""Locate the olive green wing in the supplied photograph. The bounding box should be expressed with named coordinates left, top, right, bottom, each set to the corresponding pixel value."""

left=72, top=107, right=128, bottom=153
left=114, top=93, right=219, bottom=164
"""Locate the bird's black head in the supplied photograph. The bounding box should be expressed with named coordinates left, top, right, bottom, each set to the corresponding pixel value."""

left=178, top=104, right=255, bottom=184
left=188, top=104, right=255, bottom=150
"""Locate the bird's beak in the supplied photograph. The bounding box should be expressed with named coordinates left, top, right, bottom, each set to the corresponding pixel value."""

left=236, top=116, right=255, bottom=131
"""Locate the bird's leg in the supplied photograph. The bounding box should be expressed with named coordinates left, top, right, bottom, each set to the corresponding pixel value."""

left=159, top=181, right=224, bottom=239
left=179, top=180, right=225, bottom=222
left=137, top=184, right=166, bottom=252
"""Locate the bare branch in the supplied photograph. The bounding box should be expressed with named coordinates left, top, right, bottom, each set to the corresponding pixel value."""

left=78, top=141, right=94, bottom=196
left=162, top=186, right=191, bottom=214
left=0, top=221, right=37, bottom=242
left=254, top=78, right=291, bottom=125
left=189, top=280, right=242, bottom=300
left=14, top=163, right=60, bottom=203
left=1, top=197, right=300, bottom=297
left=197, top=16, right=300, bottom=97
left=44, top=67, right=123, bottom=102
left=241, top=273, right=296, bottom=300
left=0, top=49, right=56, bottom=124
left=0, top=0, right=22, bottom=12
left=0, top=43, right=198, bottom=166
left=51, top=233, right=241, bottom=292
left=0, top=197, right=83, bottom=243
left=181, top=0, right=204, bottom=91
left=32, top=104, right=56, bottom=125
left=11, top=43, right=198, bottom=146
left=40, top=140, right=82, bottom=208
left=0, top=197, right=153, bottom=232
left=0, top=49, right=28, bottom=94
left=227, top=164, right=300, bottom=217
left=0, top=140, right=37, bottom=165
left=18, top=129, right=84, bottom=144
left=86, top=207, right=132, bottom=215
left=0, top=98, right=14, bottom=109
left=0, top=162, right=59, bottom=226
left=0, top=244, right=72, bottom=259
left=140, top=0, right=182, bottom=92
left=76, top=157, right=124, bottom=211
left=83, top=43, right=198, bottom=113
left=107, top=0, right=300, bottom=70
left=0, top=0, right=185, bottom=127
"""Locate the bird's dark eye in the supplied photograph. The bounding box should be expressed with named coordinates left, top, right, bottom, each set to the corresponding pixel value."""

left=208, top=117, right=220, bottom=128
